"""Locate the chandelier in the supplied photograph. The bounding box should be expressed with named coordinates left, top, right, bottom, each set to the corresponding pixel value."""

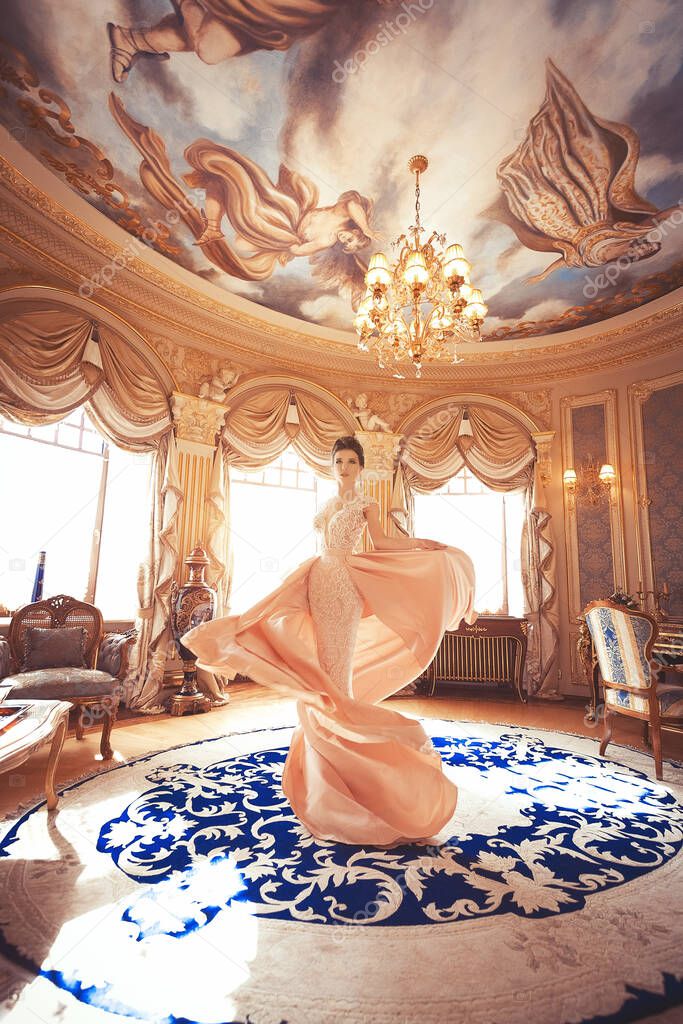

left=354, top=155, right=487, bottom=378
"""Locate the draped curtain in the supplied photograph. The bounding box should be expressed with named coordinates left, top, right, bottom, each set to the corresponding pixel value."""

left=401, top=405, right=559, bottom=694
left=0, top=303, right=178, bottom=708
left=223, top=387, right=350, bottom=474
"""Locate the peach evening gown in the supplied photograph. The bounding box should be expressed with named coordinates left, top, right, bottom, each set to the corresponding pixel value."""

left=182, top=494, right=477, bottom=846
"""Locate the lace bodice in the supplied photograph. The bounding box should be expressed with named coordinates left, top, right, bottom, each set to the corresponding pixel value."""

left=313, top=495, right=378, bottom=554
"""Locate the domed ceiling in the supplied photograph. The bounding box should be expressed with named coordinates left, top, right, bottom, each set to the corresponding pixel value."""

left=1, top=0, right=681, bottom=341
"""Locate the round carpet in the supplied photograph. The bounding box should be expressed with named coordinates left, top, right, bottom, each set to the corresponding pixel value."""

left=1, top=719, right=682, bottom=1024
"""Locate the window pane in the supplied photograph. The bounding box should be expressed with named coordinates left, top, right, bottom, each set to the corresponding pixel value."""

left=30, top=423, right=59, bottom=442
left=56, top=424, right=82, bottom=449
left=414, top=471, right=525, bottom=618
left=229, top=448, right=336, bottom=614
left=95, top=444, right=152, bottom=619
left=505, top=491, right=526, bottom=618
left=0, top=433, right=101, bottom=612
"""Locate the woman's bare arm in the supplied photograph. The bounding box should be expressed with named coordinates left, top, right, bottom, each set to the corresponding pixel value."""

left=346, top=197, right=381, bottom=242
left=364, top=503, right=446, bottom=551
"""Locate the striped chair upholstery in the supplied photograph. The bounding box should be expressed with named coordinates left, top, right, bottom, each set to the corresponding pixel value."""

left=586, top=605, right=683, bottom=718
left=584, top=601, right=683, bottom=779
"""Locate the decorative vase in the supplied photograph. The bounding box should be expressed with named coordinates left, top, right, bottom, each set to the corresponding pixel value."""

left=169, top=543, right=215, bottom=716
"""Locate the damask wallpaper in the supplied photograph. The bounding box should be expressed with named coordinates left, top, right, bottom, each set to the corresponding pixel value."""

left=572, top=404, right=614, bottom=609
left=642, top=382, right=683, bottom=618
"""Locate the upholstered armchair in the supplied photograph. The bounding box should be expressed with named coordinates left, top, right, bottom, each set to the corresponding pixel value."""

left=0, top=594, right=137, bottom=760
left=584, top=600, right=683, bottom=779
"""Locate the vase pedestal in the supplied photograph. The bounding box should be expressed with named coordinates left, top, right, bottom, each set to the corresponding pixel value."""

left=169, top=691, right=212, bottom=717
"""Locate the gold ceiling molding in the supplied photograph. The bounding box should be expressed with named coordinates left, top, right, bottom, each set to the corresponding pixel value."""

left=1, top=152, right=683, bottom=386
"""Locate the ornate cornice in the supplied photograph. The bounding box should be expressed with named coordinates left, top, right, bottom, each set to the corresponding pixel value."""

left=1, top=152, right=682, bottom=387
left=355, top=431, right=403, bottom=476
left=171, top=393, right=227, bottom=446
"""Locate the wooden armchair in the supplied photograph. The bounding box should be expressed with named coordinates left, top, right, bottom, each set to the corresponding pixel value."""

left=0, top=594, right=136, bottom=760
left=584, top=599, right=683, bottom=780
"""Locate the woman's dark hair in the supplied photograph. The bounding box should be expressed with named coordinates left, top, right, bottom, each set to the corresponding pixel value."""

left=331, top=435, right=365, bottom=468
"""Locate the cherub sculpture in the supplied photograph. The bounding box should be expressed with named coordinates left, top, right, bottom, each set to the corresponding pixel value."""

left=199, top=366, right=239, bottom=402
left=347, top=393, right=390, bottom=432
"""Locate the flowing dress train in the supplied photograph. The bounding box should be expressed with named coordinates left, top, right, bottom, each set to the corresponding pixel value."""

left=182, top=494, right=477, bottom=846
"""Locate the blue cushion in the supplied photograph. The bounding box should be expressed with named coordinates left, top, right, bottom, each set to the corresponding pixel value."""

left=3, top=668, right=117, bottom=700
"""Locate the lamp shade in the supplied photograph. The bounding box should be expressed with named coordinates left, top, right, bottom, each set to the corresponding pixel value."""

left=366, top=252, right=391, bottom=288
left=402, top=250, right=429, bottom=287
left=444, top=244, right=465, bottom=261
left=464, top=288, right=488, bottom=320
left=443, top=255, right=470, bottom=282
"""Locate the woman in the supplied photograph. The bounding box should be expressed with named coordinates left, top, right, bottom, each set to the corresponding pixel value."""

left=182, top=436, right=477, bottom=847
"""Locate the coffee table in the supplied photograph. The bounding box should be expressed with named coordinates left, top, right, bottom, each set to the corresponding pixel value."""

left=0, top=699, right=71, bottom=810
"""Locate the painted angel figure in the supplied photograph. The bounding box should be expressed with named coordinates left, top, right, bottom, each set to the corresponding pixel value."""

left=495, top=59, right=679, bottom=282
left=347, top=393, right=390, bottom=432
left=109, top=95, right=378, bottom=309
left=108, top=0, right=397, bottom=82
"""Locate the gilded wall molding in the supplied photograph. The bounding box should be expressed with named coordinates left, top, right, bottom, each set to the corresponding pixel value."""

left=628, top=368, right=683, bottom=614
left=1, top=153, right=683, bottom=387
left=560, top=390, right=626, bottom=626
left=531, top=431, right=555, bottom=488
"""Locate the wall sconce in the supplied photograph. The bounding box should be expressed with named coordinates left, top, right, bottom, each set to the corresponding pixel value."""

left=563, top=455, right=617, bottom=512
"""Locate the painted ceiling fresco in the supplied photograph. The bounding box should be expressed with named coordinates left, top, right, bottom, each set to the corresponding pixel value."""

left=1, top=0, right=682, bottom=340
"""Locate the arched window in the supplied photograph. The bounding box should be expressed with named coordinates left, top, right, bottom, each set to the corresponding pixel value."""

left=0, top=408, right=151, bottom=619
left=413, top=467, right=525, bottom=616
left=229, top=446, right=337, bottom=614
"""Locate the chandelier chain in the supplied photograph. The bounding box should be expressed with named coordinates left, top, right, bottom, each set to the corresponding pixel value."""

left=414, top=172, right=421, bottom=232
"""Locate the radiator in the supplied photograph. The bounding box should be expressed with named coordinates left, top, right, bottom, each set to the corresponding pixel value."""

left=422, top=616, right=528, bottom=702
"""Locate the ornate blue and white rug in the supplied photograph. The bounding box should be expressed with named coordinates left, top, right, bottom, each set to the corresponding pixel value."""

left=1, top=719, right=683, bottom=1024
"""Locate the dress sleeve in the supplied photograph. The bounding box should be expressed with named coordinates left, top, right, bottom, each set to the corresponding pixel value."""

left=361, top=496, right=379, bottom=513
